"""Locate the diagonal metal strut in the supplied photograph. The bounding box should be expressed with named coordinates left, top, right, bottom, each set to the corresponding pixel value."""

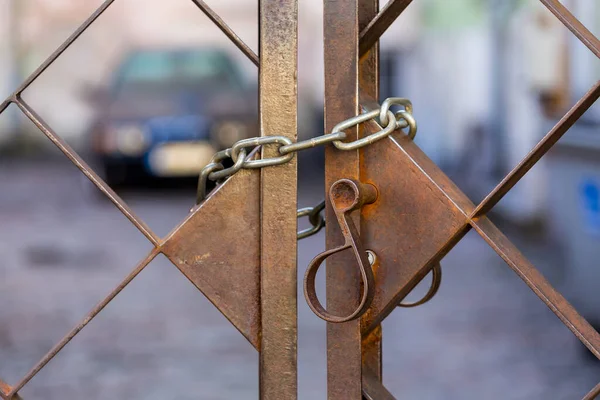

left=359, top=0, right=413, bottom=57
left=190, top=0, right=259, bottom=66
left=539, top=0, right=600, bottom=59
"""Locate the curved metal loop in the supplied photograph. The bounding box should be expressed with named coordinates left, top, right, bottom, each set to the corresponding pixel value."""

left=398, top=262, right=442, bottom=308
left=379, top=97, right=413, bottom=126
left=307, top=200, right=326, bottom=227
left=304, top=242, right=374, bottom=323
left=279, top=131, right=346, bottom=155
left=211, top=148, right=233, bottom=164
left=297, top=200, right=326, bottom=240
left=332, top=109, right=380, bottom=135
left=395, top=109, right=418, bottom=140
left=231, top=136, right=294, bottom=168
left=196, top=162, right=225, bottom=204
left=208, top=148, right=247, bottom=181
left=332, top=110, right=396, bottom=151
left=296, top=209, right=324, bottom=240
left=304, top=179, right=377, bottom=323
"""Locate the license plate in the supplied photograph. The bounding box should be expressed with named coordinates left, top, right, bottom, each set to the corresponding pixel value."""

left=148, top=142, right=216, bottom=177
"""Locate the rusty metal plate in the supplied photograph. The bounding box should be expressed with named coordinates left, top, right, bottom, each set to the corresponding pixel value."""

left=162, top=169, right=260, bottom=349
left=360, top=115, right=474, bottom=335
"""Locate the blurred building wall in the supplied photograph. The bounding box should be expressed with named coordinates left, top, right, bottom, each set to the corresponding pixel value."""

left=570, top=0, right=600, bottom=103
left=0, top=1, right=15, bottom=143
left=500, top=3, right=568, bottom=221
left=396, top=0, right=492, bottom=166
left=384, top=0, right=575, bottom=222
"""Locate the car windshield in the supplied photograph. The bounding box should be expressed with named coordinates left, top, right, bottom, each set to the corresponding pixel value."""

left=115, top=50, right=244, bottom=89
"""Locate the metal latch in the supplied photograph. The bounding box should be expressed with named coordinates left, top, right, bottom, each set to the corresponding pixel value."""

left=303, top=178, right=377, bottom=323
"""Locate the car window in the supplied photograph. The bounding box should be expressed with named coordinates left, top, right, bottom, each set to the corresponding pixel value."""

left=116, top=50, right=244, bottom=89
left=119, top=51, right=173, bottom=83
left=178, top=52, right=241, bottom=85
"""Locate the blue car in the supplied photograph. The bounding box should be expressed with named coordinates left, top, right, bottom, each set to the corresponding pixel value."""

left=86, top=48, right=258, bottom=185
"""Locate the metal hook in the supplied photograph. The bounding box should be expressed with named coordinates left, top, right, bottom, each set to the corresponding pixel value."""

left=304, top=179, right=377, bottom=323
left=397, top=262, right=442, bottom=308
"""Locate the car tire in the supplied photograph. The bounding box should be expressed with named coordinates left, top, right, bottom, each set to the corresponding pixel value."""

left=103, top=159, right=128, bottom=188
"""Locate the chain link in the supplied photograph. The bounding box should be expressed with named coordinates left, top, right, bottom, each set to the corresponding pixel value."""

left=195, top=98, right=417, bottom=239
left=297, top=200, right=326, bottom=240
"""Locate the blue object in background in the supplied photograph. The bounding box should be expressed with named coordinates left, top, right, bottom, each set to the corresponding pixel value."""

left=580, top=179, right=600, bottom=236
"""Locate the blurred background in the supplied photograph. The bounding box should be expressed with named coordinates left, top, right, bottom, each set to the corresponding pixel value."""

left=0, top=0, right=599, bottom=398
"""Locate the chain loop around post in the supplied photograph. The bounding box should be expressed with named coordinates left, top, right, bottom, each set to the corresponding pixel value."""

left=195, top=97, right=418, bottom=224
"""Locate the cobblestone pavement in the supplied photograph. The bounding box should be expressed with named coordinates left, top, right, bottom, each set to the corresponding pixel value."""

left=0, top=159, right=598, bottom=399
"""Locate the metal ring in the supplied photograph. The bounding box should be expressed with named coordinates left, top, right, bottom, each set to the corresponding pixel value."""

left=332, top=108, right=379, bottom=134
left=395, top=109, right=417, bottom=140
left=279, top=132, right=346, bottom=155
left=297, top=205, right=325, bottom=240
left=231, top=136, right=294, bottom=168
left=297, top=200, right=326, bottom=240
left=398, top=262, right=442, bottom=308
left=210, top=149, right=233, bottom=164
left=208, top=148, right=247, bottom=181
left=307, top=200, right=326, bottom=227
left=297, top=209, right=324, bottom=240
left=196, top=162, right=225, bottom=204
left=332, top=110, right=396, bottom=151
left=380, top=97, right=413, bottom=126
left=304, top=243, right=375, bottom=323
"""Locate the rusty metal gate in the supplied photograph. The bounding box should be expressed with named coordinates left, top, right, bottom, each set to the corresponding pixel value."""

left=1, top=0, right=600, bottom=399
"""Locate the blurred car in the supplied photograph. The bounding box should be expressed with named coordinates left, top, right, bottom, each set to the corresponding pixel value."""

left=85, top=47, right=258, bottom=185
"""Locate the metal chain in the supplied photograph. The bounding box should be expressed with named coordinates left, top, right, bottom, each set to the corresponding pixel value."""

left=297, top=200, right=326, bottom=240
left=195, top=97, right=417, bottom=239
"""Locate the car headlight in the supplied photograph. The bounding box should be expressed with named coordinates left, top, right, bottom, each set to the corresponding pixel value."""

left=110, top=124, right=150, bottom=156
left=212, top=121, right=247, bottom=148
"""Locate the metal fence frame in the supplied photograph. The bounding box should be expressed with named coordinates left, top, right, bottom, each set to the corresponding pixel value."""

left=0, top=0, right=599, bottom=399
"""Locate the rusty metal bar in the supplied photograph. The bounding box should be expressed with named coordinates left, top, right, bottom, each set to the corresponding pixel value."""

left=539, top=0, right=600, bottom=59
left=0, top=385, right=20, bottom=400
left=1, top=376, right=22, bottom=399
left=0, top=98, right=12, bottom=116
left=361, top=329, right=382, bottom=395
left=8, top=249, right=160, bottom=398
left=583, top=382, right=600, bottom=400
left=362, top=368, right=396, bottom=400
left=474, top=80, right=600, bottom=217
left=15, top=98, right=161, bottom=247
left=1, top=0, right=116, bottom=108
left=359, top=0, right=413, bottom=57
left=190, top=0, right=259, bottom=67
left=0, top=379, right=10, bottom=400
left=470, top=216, right=600, bottom=359
left=358, top=0, right=382, bottom=388
left=258, top=0, right=298, bottom=397
left=324, top=0, right=363, bottom=397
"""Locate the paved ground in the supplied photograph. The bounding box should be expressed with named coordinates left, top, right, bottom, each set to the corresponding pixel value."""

left=0, top=158, right=598, bottom=399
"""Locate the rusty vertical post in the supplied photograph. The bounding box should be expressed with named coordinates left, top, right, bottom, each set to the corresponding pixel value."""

left=324, top=0, right=363, bottom=398
left=258, top=0, right=298, bottom=398
left=358, top=0, right=381, bottom=385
